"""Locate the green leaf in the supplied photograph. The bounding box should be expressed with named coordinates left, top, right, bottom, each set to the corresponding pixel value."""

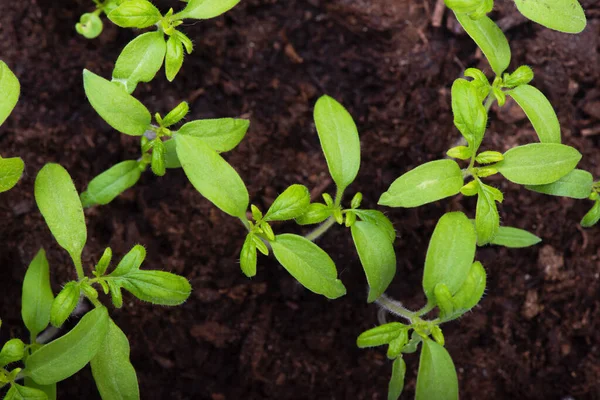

left=271, top=234, right=346, bottom=299
left=514, top=0, right=586, bottom=33
left=415, top=339, right=459, bottom=400
left=490, top=226, right=541, bottom=248
left=22, top=249, right=54, bottom=339
left=496, top=143, right=582, bottom=185
left=118, top=270, right=192, bottom=306
left=90, top=319, right=140, bottom=400
left=423, top=212, right=476, bottom=304
left=150, top=139, right=166, bottom=176
left=165, top=35, right=184, bottom=82
left=112, top=31, right=167, bottom=94
left=387, top=332, right=408, bottom=359
left=356, top=323, right=406, bottom=348
left=83, top=69, right=151, bottom=136
left=444, top=261, right=486, bottom=321
left=351, top=221, right=396, bottom=302
left=295, top=203, right=331, bottom=225
left=240, top=234, right=257, bottom=277
left=76, top=12, right=104, bottom=39
left=175, top=134, right=249, bottom=218
left=509, top=84, right=561, bottom=144
left=455, top=13, right=511, bottom=76
left=164, top=139, right=181, bottom=168
left=264, top=184, right=311, bottom=221
left=161, top=102, right=189, bottom=128
left=24, top=378, right=56, bottom=400
left=0, top=61, right=20, bottom=126
left=0, top=339, right=25, bottom=367
left=352, top=209, right=396, bottom=242
left=451, top=79, right=487, bottom=149
left=110, top=245, right=146, bottom=277
left=26, top=306, right=109, bottom=385
left=178, top=0, right=240, bottom=19
left=50, top=282, right=80, bottom=328
left=34, top=164, right=87, bottom=271
left=313, top=95, right=361, bottom=193
left=177, top=118, right=249, bottom=153
left=388, top=357, right=406, bottom=400
left=4, top=383, right=48, bottom=400
left=107, top=0, right=162, bottom=28
left=80, top=161, right=143, bottom=207
left=581, top=200, right=600, bottom=228
left=526, top=169, right=593, bottom=199
left=379, top=160, right=464, bottom=208
left=475, top=183, right=500, bottom=246
left=0, top=157, right=25, bottom=193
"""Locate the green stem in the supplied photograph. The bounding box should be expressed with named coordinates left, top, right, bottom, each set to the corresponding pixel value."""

left=376, top=294, right=418, bottom=323
left=73, top=256, right=84, bottom=281
left=304, top=217, right=336, bottom=242
left=484, top=94, right=495, bottom=111
left=334, top=186, right=344, bottom=207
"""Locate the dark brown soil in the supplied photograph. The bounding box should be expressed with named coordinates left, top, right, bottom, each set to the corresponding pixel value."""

left=1, top=0, right=599, bottom=399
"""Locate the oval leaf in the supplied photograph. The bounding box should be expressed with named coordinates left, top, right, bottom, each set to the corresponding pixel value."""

left=490, top=226, right=541, bottom=248
left=22, top=249, right=55, bottom=339
left=112, top=31, right=167, bottom=94
left=177, top=118, right=250, bottom=153
left=164, top=139, right=181, bottom=168
left=314, top=95, right=361, bottom=193
left=455, top=13, right=511, bottom=76
left=179, top=0, right=240, bottom=19
left=526, top=169, right=593, bottom=199
left=514, top=0, right=586, bottom=33
left=581, top=200, right=600, bottom=228
left=35, top=164, right=87, bottom=270
left=509, top=84, right=561, bottom=144
left=83, top=69, right=151, bottom=136
left=388, top=357, right=406, bottom=400
left=423, top=212, right=476, bottom=303
left=24, top=378, right=56, bottom=400
left=351, top=221, right=397, bottom=302
left=475, top=183, right=500, bottom=246
left=0, top=156, right=25, bottom=193
left=415, top=339, right=459, bottom=400
left=107, top=0, right=162, bottom=28
left=352, top=209, right=396, bottom=242
left=379, top=160, right=464, bottom=208
left=451, top=79, right=487, bottom=148
left=165, top=35, right=184, bottom=82
left=26, top=306, right=109, bottom=385
left=356, top=323, right=405, bottom=348
left=91, top=319, right=140, bottom=400
left=0, top=60, right=20, bottom=126
left=240, top=234, right=258, bottom=278
left=80, top=160, right=143, bottom=207
left=4, top=383, right=48, bottom=400
left=120, top=270, right=191, bottom=306
left=271, top=234, right=346, bottom=299
left=175, top=134, right=249, bottom=218
left=445, top=261, right=487, bottom=321
left=264, top=184, right=311, bottom=221
left=496, top=143, right=582, bottom=185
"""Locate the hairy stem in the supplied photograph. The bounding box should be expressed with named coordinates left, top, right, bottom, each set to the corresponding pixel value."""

left=304, top=217, right=336, bottom=242
left=376, top=294, right=418, bottom=323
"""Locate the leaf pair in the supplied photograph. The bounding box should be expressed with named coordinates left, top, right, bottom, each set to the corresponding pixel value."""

left=0, top=61, right=24, bottom=193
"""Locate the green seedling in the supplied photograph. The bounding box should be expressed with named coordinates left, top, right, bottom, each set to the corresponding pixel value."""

left=0, top=61, right=24, bottom=193
left=77, top=0, right=241, bottom=87
left=357, top=212, right=486, bottom=400
left=0, top=163, right=190, bottom=399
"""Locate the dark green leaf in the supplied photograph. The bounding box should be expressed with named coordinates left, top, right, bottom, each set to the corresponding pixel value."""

left=581, top=200, right=600, bottom=228
left=0, top=339, right=25, bottom=367
left=164, top=139, right=181, bottom=168
left=24, top=378, right=56, bottom=400
left=50, top=282, right=80, bottom=328
left=4, top=383, right=48, bottom=400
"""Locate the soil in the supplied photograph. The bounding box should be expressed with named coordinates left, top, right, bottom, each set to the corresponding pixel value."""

left=1, top=0, right=600, bottom=399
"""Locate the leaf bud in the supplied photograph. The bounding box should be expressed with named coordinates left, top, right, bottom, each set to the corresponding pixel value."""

left=162, top=101, right=189, bottom=127
left=350, top=192, right=363, bottom=209
left=475, top=151, right=503, bottom=164
left=446, top=145, right=472, bottom=160
left=75, top=13, right=103, bottom=39
left=0, top=339, right=25, bottom=367
left=460, top=180, right=479, bottom=196
left=50, top=282, right=80, bottom=327
left=503, top=65, right=534, bottom=88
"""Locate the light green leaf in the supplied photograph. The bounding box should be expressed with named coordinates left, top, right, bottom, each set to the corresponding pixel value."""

left=271, top=234, right=346, bottom=299
left=295, top=203, right=331, bottom=225
left=91, top=319, right=140, bottom=400
left=581, top=200, right=600, bottom=228
left=24, top=378, right=56, bottom=400
left=509, top=84, right=561, bottom=144
left=0, top=61, right=20, bottom=126
left=107, top=0, right=162, bottom=28
left=0, top=157, right=25, bottom=193
left=178, top=0, right=240, bottom=19
left=475, top=183, right=500, bottom=246
left=526, top=169, right=593, bottom=199
left=388, top=357, right=406, bottom=400
left=4, top=383, right=48, bottom=400
left=110, top=245, right=146, bottom=277
left=22, top=249, right=55, bottom=339
left=34, top=164, right=87, bottom=271
left=164, top=139, right=181, bottom=168
left=83, top=69, right=151, bottom=136
left=76, top=12, right=103, bottom=39
left=356, top=323, right=406, bottom=348
left=177, top=118, right=249, bottom=153
left=415, top=339, right=459, bottom=400
left=351, top=221, right=396, bottom=302
left=423, top=212, right=476, bottom=303
left=0, top=339, right=25, bottom=367
left=443, top=261, right=487, bottom=321
left=165, top=35, right=184, bottom=82
left=264, top=184, right=311, bottom=221
left=80, top=160, right=143, bottom=207
left=514, top=0, right=586, bottom=33
left=112, top=31, right=167, bottom=94
left=496, top=143, right=581, bottom=185
left=26, top=306, right=109, bottom=385
left=455, top=13, right=511, bottom=76
left=490, top=226, right=541, bottom=248
left=49, top=282, right=81, bottom=328
left=352, top=209, right=396, bottom=242
left=175, top=134, right=249, bottom=218
left=240, top=234, right=257, bottom=278
left=314, top=95, right=361, bottom=193
left=451, top=79, right=487, bottom=149
left=379, top=160, right=464, bottom=208
left=118, top=270, right=191, bottom=306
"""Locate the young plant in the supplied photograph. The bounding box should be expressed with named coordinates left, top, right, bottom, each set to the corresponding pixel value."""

left=77, top=0, right=241, bottom=87
left=0, top=163, right=190, bottom=399
left=0, top=61, right=24, bottom=193
left=357, top=212, right=486, bottom=400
